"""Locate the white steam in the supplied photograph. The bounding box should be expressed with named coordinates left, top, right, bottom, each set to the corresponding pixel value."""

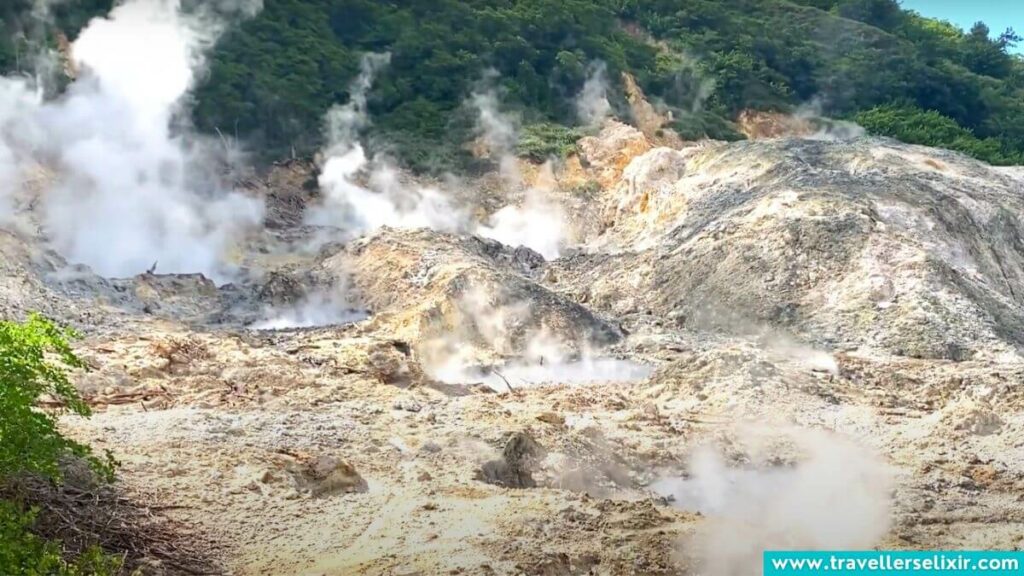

left=322, top=52, right=390, bottom=154
left=0, top=79, right=41, bottom=224
left=478, top=162, right=568, bottom=260
left=796, top=98, right=866, bottom=141
left=654, top=429, right=893, bottom=576
left=760, top=330, right=840, bottom=375
left=0, top=0, right=264, bottom=280
left=470, top=88, right=569, bottom=260
left=676, top=55, right=716, bottom=115
left=310, top=70, right=571, bottom=260
left=440, top=357, right=652, bottom=392
left=576, top=61, right=612, bottom=127
left=251, top=290, right=367, bottom=330
left=421, top=284, right=646, bottom=391
left=418, top=282, right=532, bottom=378
left=470, top=87, right=520, bottom=181
left=308, top=53, right=465, bottom=236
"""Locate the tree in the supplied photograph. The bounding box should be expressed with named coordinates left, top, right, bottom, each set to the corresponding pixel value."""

left=0, top=315, right=112, bottom=481
left=0, top=314, right=120, bottom=575
left=961, top=21, right=1016, bottom=78
left=854, top=104, right=1023, bottom=165
left=834, top=0, right=903, bottom=32
left=996, top=27, right=1022, bottom=52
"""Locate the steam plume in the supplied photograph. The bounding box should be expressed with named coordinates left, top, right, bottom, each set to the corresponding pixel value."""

left=655, top=429, right=893, bottom=576
left=252, top=290, right=366, bottom=330
left=0, top=0, right=265, bottom=280
left=308, top=53, right=465, bottom=236
left=477, top=161, right=568, bottom=260
left=795, top=98, right=866, bottom=141
left=469, top=87, right=569, bottom=259
left=576, top=61, right=612, bottom=127
left=421, top=284, right=648, bottom=391
left=470, top=87, right=520, bottom=182
left=0, top=79, right=40, bottom=224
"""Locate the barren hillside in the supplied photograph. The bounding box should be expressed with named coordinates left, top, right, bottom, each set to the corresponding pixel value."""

left=2, top=119, right=1022, bottom=574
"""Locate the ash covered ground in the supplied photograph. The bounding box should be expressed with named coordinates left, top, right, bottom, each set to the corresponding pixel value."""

left=1, top=3, right=1023, bottom=573
left=3, top=121, right=1024, bottom=574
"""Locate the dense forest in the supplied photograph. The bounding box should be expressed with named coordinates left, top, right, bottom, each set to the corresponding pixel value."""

left=3, top=0, right=1024, bottom=169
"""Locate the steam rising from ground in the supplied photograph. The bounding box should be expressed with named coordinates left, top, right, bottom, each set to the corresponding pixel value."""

left=251, top=291, right=367, bottom=330
left=654, top=54, right=716, bottom=117
left=309, top=71, right=571, bottom=260
left=760, top=330, right=839, bottom=375
left=420, top=284, right=647, bottom=391
left=576, top=61, right=612, bottom=127
left=795, top=99, right=866, bottom=141
left=322, top=53, right=390, bottom=152
left=434, top=357, right=652, bottom=392
left=654, top=429, right=893, bottom=576
left=0, top=81, right=37, bottom=224
left=0, top=0, right=264, bottom=280
left=477, top=162, right=567, bottom=260
left=471, top=87, right=569, bottom=259
left=686, top=303, right=839, bottom=375
left=308, top=54, right=465, bottom=236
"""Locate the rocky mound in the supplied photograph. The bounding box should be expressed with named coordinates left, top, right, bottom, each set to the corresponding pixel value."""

left=321, top=228, right=621, bottom=367
left=554, top=134, right=1024, bottom=361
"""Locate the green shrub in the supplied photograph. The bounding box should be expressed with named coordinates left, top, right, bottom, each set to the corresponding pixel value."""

left=516, top=123, right=584, bottom=161
left=370, top=129, right=475, bottom=175
left=671, top=110, right=746, bottom=142
left=0, top=314, right=114, bottom=482
left=0, top=501, right=122, bottom=576
left=854, top=104, right=1024, bottom=165
left=1, top=314, right=121, bottom=575
left=568, top=180, right=602, bottom=198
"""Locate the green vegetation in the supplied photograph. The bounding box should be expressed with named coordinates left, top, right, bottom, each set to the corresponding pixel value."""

left=0, top=0, right=35, bottom=74
left=0, top=502, right=122, bottom=576
left=0, top=315, right=113, bottom=481
left=0, top=315, right=119, bottom=575
left=623, top=0, right=1024, bottom=164
left=4, top=0, right=1024, bottom=167
left=516, top=123, right=585, bottom=161
left=671, top=110, right=747, bottom=142
left=190, top=0, right=1024, bottom=168
left=191, top=0, right=660, bottom=168
left=855, top=104, right=1024, bottom=165
left=0, top=0, right=113, bottom=73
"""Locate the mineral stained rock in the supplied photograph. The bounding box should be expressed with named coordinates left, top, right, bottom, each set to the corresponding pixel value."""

left=3, top=126, right=1023, bottom=574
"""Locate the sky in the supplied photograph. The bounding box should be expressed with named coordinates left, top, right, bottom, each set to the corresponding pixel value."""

left=900, top=0, right=1024, bottom=53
